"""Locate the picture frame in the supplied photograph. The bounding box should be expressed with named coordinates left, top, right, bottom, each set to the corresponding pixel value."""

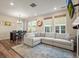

left=5, top=21, right=11, bottom=26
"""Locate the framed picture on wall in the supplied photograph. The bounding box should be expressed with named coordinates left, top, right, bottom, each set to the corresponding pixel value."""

left=5, top=21, right=11, bottom=26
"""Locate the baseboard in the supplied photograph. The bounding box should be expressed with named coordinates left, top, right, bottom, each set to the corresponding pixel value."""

left=0, top=39, right=9, bottom=40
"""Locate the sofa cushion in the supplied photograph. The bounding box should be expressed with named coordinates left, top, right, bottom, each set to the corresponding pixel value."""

left=42, top=38, right=72, bottom=46
left=45, top=33, right=55, bottom=38
left=33, top=37, right=42, bottom=42
left=26, top=33, right=35, bottom=37
left=35, top=33, right=40, bottom=37
left=40, top=32, right=45, bottom=37
left=55, top=33, right=65, bottom=39
left=42, top=37, right=54, bottom=40
left=55, top=33, right=69, bottom=39
left=54, top=39, right=72, bottom=46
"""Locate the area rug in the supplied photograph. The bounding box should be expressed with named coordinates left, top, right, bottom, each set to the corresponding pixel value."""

left=12, top=44, right=76, bottom=58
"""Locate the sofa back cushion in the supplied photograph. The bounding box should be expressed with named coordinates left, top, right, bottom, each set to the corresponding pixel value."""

left=26, top=33, right=35, bottom=37
left=45, top=33, right=55, bottom=38
left=40, top=32, right=45, bottom=37
left=35, top=32, right=40, bottom=37
left=35, top=32, right=45, bottom=37
left=55, top=33, right=72, bottom=40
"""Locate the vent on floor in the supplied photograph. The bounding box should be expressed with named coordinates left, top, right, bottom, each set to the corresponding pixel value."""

left=30, top=3, right=37, bottom=7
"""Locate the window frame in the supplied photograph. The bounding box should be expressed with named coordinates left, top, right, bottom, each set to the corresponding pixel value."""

left=28, top=20, right=36, bottom=32
left=55, top=24, right=66, bottom=34
left=45, top=25, right=52, bottom=32
left=44, top=19, right=53, bottom=33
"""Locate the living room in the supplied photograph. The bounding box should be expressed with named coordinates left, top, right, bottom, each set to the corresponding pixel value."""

left=0, top=0, right=79, bottom=58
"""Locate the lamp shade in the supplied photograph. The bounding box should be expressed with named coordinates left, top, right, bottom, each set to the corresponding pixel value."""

left=72, top=17, right=79, bottom=29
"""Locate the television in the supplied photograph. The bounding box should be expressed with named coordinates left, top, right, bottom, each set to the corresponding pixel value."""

left=66, top=0, right=75, bottom=18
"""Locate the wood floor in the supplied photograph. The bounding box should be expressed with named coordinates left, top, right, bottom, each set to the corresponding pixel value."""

left=0, top=39, right=22, bottom=58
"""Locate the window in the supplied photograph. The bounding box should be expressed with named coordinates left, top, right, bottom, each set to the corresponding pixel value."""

left=44, top=19, right=52, bottom=32
left=28, top=21, right=36, bottom=32
left=45, top=26, right=52, bottom=32
left=54, top=16, right=66, bottom=34
left=55, top=26, right=59, bottom=33
left=55, top=25, right=66, bottom=34
left=61, top=26, right=65, bottom=33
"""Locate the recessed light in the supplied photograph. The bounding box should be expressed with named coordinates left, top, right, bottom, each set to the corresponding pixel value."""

left=54, top=7, right=57, bottom=10
left=10, top=2, right=14, bottom=6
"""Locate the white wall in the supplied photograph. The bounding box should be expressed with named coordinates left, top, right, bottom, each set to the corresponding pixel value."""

left=0, top=15, right=23, bottom=40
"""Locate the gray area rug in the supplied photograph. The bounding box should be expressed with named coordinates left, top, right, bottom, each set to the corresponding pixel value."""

left=12, top=44, right=76, bottom=58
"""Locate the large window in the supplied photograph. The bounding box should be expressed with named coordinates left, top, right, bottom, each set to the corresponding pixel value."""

left=61, top=26, right=65, bottom=33
left=55, top=26, right=60, bottom=33
left=45, top=26, right=52, bottom=32
left=55, top=25, right=66, bottom=34
left=44, top=19, right=52, bottom=32
left=54, top=16, right=66, bottom=34
left=28, top=21, right=36, bottom=32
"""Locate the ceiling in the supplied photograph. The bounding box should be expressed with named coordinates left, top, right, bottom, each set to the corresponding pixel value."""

left=0, top=0, right=75, bottom=18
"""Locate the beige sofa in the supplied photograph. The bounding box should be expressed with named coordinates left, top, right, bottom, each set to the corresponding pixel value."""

left=24, top=33, right=42, bottom=47
left=41, top=38, right=74, bottom=50
left=24, top=32, right=74, bottom=51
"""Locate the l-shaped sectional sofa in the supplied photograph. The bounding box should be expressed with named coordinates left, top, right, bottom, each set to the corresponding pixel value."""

left=24, top=33, right=75, bottom=51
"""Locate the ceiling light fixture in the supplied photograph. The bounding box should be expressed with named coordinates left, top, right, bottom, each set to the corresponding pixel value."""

left=10, top=2, right=14, bottom=6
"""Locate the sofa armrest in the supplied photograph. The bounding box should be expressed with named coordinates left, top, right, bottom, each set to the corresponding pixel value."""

left=70, top=39, right=74, bottom=50
left=70, top=39, right=74, bottom=43
left=70, top=39, right=73, bottom=41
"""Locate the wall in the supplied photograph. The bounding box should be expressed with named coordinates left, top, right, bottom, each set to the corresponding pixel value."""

left=27, top=9, right=77, bottom=38
left=66, top=9, right=77, bottom=37
left=0, top=15, right=23, bottom=40
left=36, top=16, right=44, bottom=32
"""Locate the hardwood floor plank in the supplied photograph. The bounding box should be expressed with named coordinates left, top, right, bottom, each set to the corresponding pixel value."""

left=0, top=43, right=13, bottom=58
left=0, top=39, right=22, bottom=58
left=8, top=49, right=21, bottom=58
